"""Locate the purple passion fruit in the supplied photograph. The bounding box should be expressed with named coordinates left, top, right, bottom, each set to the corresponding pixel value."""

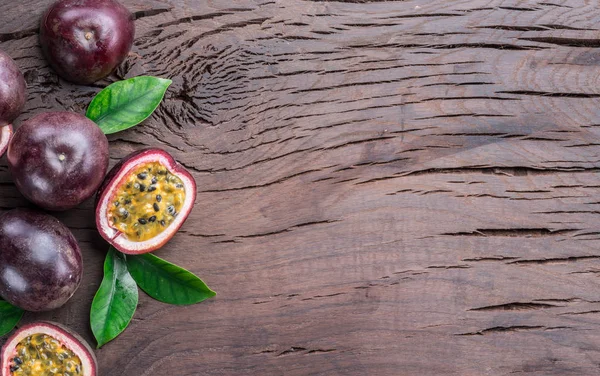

left=1, top=321, right=97, bottom=376
left=96, top=148, right=196, bottom=254
left=7, top=112, right=109, bottom=211
left=0, top=125, right=12, bottom=157
left=0, top=209, right=83, bottom=312
left=40, top=0, right=135, bottom=84
left=0, top=49, right=26, bottom=126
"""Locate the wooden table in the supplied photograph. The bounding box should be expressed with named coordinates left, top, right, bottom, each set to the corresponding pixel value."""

left=2, top=0, right=600, bottom=374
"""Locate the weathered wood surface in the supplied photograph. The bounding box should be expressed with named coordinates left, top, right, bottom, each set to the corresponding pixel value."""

left=3, top=0, right=600, bottom=374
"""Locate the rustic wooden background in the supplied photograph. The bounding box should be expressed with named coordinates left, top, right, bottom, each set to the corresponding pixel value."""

left=2, top=0, right=600, bottom=374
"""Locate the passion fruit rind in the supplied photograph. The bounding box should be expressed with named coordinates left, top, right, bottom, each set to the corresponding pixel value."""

left=0, top=125, right=12, bottom=157
left=1, top=321, right=97, bottom=376
left=96, top=148, right=197, bottom=254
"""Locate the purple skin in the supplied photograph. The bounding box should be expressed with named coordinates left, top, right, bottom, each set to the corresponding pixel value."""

left=0, top=49, right=26, bottom=125
left=7, top=112, right=109, bottom=211
left=39, top=0, right=135, bottom=84
left=0, top=209, right=83, bottom=312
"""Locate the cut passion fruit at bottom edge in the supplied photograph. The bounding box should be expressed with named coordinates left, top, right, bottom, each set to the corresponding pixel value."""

left=96, top=148, right=197, bottom=255
left=0, top=125, right=12, bottom=157
left=1, top=321, right=97, bottom=376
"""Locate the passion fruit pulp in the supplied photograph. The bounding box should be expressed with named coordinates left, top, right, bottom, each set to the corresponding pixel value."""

left=96, top=148, right=196, bottom=254
left=0, top=209, right=83, bottom=312
left=1, top=321, right=97, bottom=376
left=7, top=112, right=109, bottom=211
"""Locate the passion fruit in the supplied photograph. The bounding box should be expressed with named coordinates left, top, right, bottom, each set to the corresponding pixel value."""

left=0, top=125, right=12, bottom=158
left=0, top=209, right=83, bottom=312
left=0, top=49, right=26, bottom=126
left=7, top=112, right=109, bottom=211
left=39, top=0, right=135, bottom=84
left=96, top=148, right=196, bottom=254
left=0, top=49, right=27, bottom=157
left=1, top=321, right=97, bottom=376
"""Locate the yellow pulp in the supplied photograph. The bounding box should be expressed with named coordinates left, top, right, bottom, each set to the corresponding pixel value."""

left=107, top=162, right=185, bottom=242
left=10, top=333, right=82, bottom=376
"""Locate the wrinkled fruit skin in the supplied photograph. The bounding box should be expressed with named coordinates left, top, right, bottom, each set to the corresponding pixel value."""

left=0, top=209, right=83, bottom=312
left=0, top=49, right=26, bottom=125
left=0, top=124, right=12, bottom=158
left=40, top=0, right=135, bottom=84
left=7, top=111, right=109, bottom=211
left=1, top=321, right=97, bottom=376
left=96, top=148, right=197, bottom=254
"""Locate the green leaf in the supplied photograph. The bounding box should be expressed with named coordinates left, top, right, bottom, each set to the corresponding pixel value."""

left=126, top=253, right=216, bottom=305
left=0, top=300, right=23, bottom=336
left=86, top=76, right=172, bottom=135
left=90, top=247, right=139, bottom=348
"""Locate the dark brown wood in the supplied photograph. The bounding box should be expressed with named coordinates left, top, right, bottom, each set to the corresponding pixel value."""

left=3, top=0, right=600, bottom=374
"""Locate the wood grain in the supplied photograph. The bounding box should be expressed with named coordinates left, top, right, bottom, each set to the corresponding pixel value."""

left=3, top=0, right=600, bottom=374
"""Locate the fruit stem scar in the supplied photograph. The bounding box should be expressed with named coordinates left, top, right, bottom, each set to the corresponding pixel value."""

left=58, top=153, right=66, bottom=161
left=84, top=32, right=93, bottom=40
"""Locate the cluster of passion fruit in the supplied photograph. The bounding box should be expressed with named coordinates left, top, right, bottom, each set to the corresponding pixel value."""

left=0, top=1, right=196, bottom=375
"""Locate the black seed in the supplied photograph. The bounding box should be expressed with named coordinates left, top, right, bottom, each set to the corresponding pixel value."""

left=149, top=216, right=157, bottom=222
left=148, top=185, right=157, bottom=192
left=160, top=220, right=166, bottom=226
left=153, top=203, right=160, bottom=212
left=151, top=177, right=158, bottom=184
left=156, top=195, right=162, bottom=202
left=137, top=172, right=147, bottom=180
left=138, top=218, right=147, bottom=225
left=10, top=365, right=19, bottom=372
left=114, top=201, right=119, bottom=207
left=139, top=184, right=146, bottom=192
left=126, top=183, right=132, bottom=189
left=167, top=205, right=176, bottom=216
left=119, top=208, right=129, bottom=219
left=124, top=199, right=132, bottom=205
left=175, top=183, right=184, bottom=189
left=158, top=170, right=168, bottom=175
left=13, top=357, right=22, bottom=365
left=136, top=231, right=141, bottom=237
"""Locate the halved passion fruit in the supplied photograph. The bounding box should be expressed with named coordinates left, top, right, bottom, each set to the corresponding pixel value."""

left=96, top=148, right=196, bottom=254
left=1, top=321, right=97, bottom=376
left=0, top=125, right=11, bottom=157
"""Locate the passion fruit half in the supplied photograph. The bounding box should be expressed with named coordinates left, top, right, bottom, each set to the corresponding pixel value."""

left=96, top=148, right=196, bottom=254
left=0, top=209, right=83, bottom=312
left=1, top=321, right=97, bottom=376
left=0, top=125, right=12, bottom=157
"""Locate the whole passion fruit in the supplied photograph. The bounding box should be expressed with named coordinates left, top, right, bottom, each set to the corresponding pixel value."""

left=0, top=209, right=83, bottom=312
left=0, top=49, right=26, bottom=126
left=96, top=148, right=196, bottom=254
left=0, top=49, right=27, bottom=157
left=39, top=0, right=135, bottom=84
left=7, top=112, right=109, bottom=211
left=1, top=321, right=97, bottom=376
